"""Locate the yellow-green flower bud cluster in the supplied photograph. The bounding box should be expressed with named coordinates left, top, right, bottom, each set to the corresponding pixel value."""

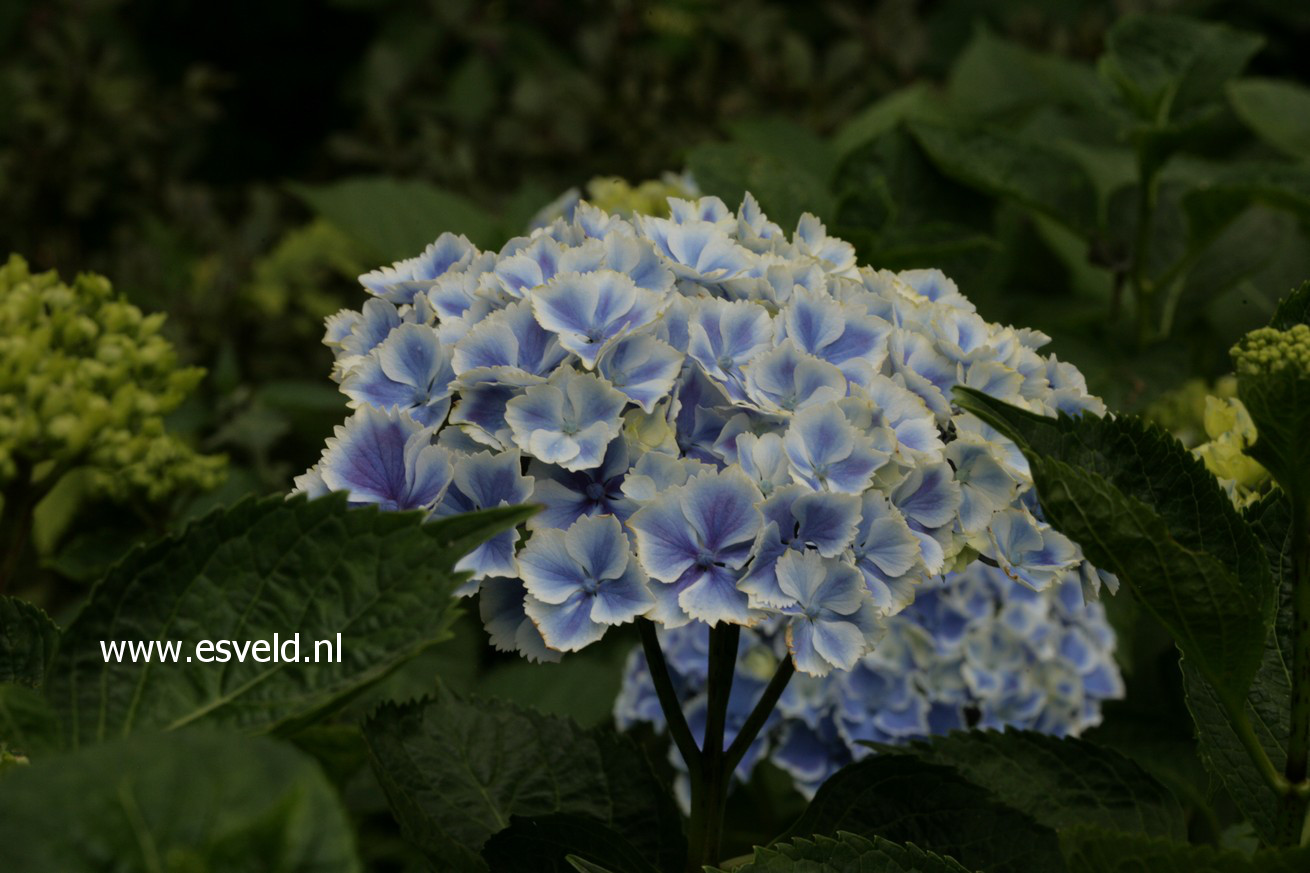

left=1233, top=324, right=1310, bottom=379
left=583, top=173, right=697, bottom=219
left=0, top=255, right=224, bottom=500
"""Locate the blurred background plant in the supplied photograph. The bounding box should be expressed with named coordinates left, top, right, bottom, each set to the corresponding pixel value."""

left=5, top=0, right=1310, bottom=862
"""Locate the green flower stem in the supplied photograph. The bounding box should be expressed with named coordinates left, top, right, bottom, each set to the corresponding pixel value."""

left=688, top=623, right=740, bottom=871
left=725, top=656, right=795, bottom=774
left=1279, top=495, right=1310, bottom=846
left=637, top=619, right=701, bottom=784
left=640, top=619, right=797, bottom=870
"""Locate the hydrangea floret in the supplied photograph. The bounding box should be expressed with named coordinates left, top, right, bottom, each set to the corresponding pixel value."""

left=296, top=190, right=1118, bottom=864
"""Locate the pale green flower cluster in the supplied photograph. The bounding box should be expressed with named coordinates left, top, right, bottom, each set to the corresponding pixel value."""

left=583, top=173, right=698, bottom=218
left=1233, top=324, right=1310, bottom=378
left=0, top=255, right=224, bottom=500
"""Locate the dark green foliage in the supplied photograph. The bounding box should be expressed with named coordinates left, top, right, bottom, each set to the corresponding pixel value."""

left=783, top=754, right=1065, bottom=873
left=875, top=729, right=1186, bottom=839
left=362, top=690, right=684, bottom=873
left=0, top=596, right=57, bottom=688
left=1182, top=493, right=1295, bottom=843
left=719, top=832, right=972, bottom=873
left=45, top=493, right=532, bottom=744
left=0, top=730, right=362, bottom=873
left=1062, top=828, right=1310, bottom=872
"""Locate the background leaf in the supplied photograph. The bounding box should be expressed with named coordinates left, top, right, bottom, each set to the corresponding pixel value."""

left=875, top=729, right=1185, bottom=839
left=782, top=754, right=1065, bottom=873
left=481, top=814, right=661, bottom=873
left=1061, top=827, right=1310, bottom=872
left=0, top=596, right=57, bottom=688
left=362, top=689, right=684, bottom=873
left=1183, top=488, right=1296, bottom=844
left=720, top=832, right=972, bottom=873
left=1227, top=78, right=1310, bottom=160
left=0, top=729, right=361, bottom=873
left=46, top=493, right=532, bottom=744
left=908, top=119, right=1099, bottom=235
left=1099, top=14, right=1263, bottom=124
left=289, top=177, right=504, bottom=258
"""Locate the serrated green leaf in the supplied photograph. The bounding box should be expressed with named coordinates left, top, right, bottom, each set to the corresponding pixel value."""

left=908, top=119, right=1099, bottom=235
left=482, top=814, right=661, bottom=873
left=45, top=493, right=532, bottom=745
left=0, top=730, right=361, bottom=873
left=1061, top=827, right=1310, bottom=872
left=953, top=389, right=1274, bottom=706
left=362, top=689, right=684, bottom=873
left=720, top=832, right=971, bottom=873
left=289, top=176, right=503, bottom=259
left=783, top=754, right=1064, bottom=873
left=875, top=729, right=1185, bottom=839
left=0, top=597, right=57, bottom=688
left=1228, top=78, right=1310, bottom=160
left=1269, top=280, right=1310, bottom=330
left=947, top=27, right=1111, bottom=122
left=1099, top=14, right=1263, bottom=124
left=1183, top=492, right=1295, bottom=844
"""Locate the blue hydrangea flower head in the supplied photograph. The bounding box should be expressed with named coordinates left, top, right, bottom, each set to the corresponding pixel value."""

left=300, top=183, right=1115, bottom=687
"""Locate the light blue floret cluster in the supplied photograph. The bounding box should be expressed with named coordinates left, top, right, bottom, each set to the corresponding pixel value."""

left=615, top=561, right=1123, bottom=802
left=296, top=192, right=1115, bottom=677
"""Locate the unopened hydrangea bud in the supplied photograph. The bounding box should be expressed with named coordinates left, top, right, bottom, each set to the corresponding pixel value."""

left=1233, top=324, right=1310, bottom=378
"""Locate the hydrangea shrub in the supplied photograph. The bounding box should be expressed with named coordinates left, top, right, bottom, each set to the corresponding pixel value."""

left=299, top=192, right=1117, bottom=683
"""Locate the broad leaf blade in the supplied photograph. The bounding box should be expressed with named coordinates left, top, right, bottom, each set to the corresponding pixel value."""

left=877, top=729, right=1185, bottom=839
left=1062, top=827, right=1310, bottom=872
left=783, top=754, right=1064, bottom=873
left=908, top=119, right=1099, bottom=235
left=289, top=177, right=503, bottom=258
left=482, top=814, right=661, bottom=873
left=0, top=597, right=57, bottom=688
left=721, top=832, right=971, bottom=873
left=1228, top=78, right=1310, bottom=160
left=1099, top=14, right=1262, bottom=123
left=362, top=690, right=684, bottom=873
left=1185, top=491, right=1295, bottom=843
left=0, top=730, right=361, bottom=873
left=953, top=388, right=1273, bottom=704
left=46, top=493, right=531, bottom=744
